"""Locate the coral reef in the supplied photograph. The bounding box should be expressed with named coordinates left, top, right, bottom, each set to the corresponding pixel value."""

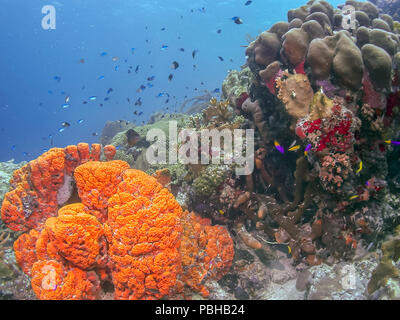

left=0, top=148, right=234, bottom=300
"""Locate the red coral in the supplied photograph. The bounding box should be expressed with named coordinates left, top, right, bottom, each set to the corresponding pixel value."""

left=362, top=72, right=386, bottom=110
left=300, top=105, right=354, bottom=152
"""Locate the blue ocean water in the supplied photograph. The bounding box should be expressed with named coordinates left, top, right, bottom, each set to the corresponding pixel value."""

left=0, top=0, right=342, bottom=162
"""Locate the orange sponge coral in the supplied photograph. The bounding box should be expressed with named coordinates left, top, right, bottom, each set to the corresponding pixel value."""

left=1, top=144, right=116, bottom=232
left=106, top=168, right=184, bottom=299
left=74, top=160, right=130, bottom=223
left=180, top=212, right=234, bottom=297
left=31, top=260, right=101, bottom=300
left=44, top=203, right=107, bottom=269
left=13, top=229, right=40, bottom=276
left=3, top=148, right=234, bottom=300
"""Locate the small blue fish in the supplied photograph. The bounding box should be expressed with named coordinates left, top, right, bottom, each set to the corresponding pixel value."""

left=161, top=45, right=168, bottom=50
left=107, top=88, right=113, bottom=94
left=53, top=76, right=61, bottom=82
left=244, top=0, right=252, bottom=5
left=104, top=97, right=110, bottom=101
left=232, top=16, right=243, bottom=24
left=116, top=145, right=121, bottom=150
left=11, top=145, right=16, bottom=151
left=98, top=75, right=105, bottom=80
left=58, top=128, right=65, bottom=133
left=213, top=88, right=220, bottom=93
left=62, top=104, right=70, bottom=109
left=77, top=119, right=84, bottom=124
left=89, top=96, right=97, bottom=101
left=147, top=76, right=156, bottom=81
left=147, top=83, right=154, bottom=88
left=48, top=90, right=53, bottom=94
left=131, top=48, right=135, bottom=54
left=114, top=65, right=120, bottom=71
left=157, top=92, right=165, bottom=97
left=100, top=52, right=107, bottom=56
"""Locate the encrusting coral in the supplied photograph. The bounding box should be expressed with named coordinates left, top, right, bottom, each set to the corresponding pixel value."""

left=0, top=146, right=234, bottom=300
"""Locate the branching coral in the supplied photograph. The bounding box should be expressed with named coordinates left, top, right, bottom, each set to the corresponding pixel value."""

left=179, top=90, right=213, bottom=115
left=319, top=153, right=352, bottom=194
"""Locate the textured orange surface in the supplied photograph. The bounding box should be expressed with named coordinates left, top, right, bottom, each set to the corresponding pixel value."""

left=45, top=203, right=106, bottom=269
left=74, top=160, right=130, bottom=222
left=180, top=212, right=234, bottom=297
left=13, top=229, right=40, bottom=276
left=1, top=144, right=115, bottom=232
left=106, top=169, right=184, bottom=299
left=103, top=145, right=116, bottom=161
left=3, top=149, right=234, bottom=300
left=31, top=260, right=101, bottom=300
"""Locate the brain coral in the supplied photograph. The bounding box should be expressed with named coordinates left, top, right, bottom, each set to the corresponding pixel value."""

left=1, top=145, right=234, bottom=300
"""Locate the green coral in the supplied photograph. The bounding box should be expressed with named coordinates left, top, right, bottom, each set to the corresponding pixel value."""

left=222, top=67, right=253, bottom=100
left=193, top=165, right=229, bottom=197
left=394, top=21, right=400, bottom=34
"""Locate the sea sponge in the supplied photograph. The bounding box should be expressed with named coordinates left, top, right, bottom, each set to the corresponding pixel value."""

left=180, top=211, right=234, bottom=297
left=13, top=229, right=40, bottom=276
left=277, top=73, right=314, bottom=119
left=1, top=144, right=114, bottom=232
left=44, top=203, right=106, bottom=269
left=105, top=168, right=184, bottom=299
left=31, top=260, right=101, bottom=300
left=4, top=148, right=234, bottom=300
left=309, top=90, right=334, bottom=120
left=74, top=160, right=130, bottom=222
left=362, top=44, right=392, bottom=92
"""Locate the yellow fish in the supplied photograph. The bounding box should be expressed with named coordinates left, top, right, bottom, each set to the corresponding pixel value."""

left=356, top=161, right=363, bottom=174
left=218, top=209, right=225, bottom=215
left=287, top=246, right=292, bottom=255
left=288, top=145, right=300, bottom=152
left=349, top=195, right=359, bottom=200
left=210, top=97, right=217, bottom=105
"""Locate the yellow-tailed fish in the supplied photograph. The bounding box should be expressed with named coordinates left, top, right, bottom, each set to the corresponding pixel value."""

left=385, top=140, right=400, bottom=145
left=288, top=145, right=301, bottom=152
left=356, top=161, right=363, bottom=173
left=304, top=144, right=312, bottom=156
left=349, top=195, right=359, bottom=200
left=218, top=209, right=225, bottom=215
left=288, top=246, right=292, bottom=255
left=274, top=140, right=284, bottom=154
